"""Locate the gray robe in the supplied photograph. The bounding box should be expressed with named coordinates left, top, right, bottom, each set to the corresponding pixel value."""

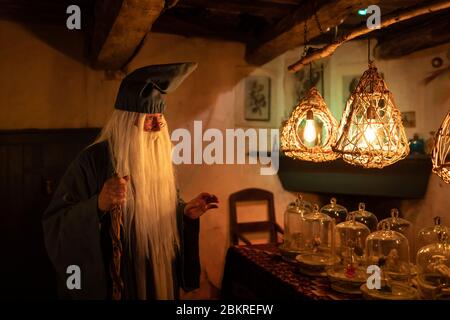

left=42, top=141, right=200, bottom=299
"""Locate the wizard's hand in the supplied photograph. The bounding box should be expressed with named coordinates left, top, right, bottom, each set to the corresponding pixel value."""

left=184, top=192, right=219, bottom=219
left=98, top=175, right=130, bottom=212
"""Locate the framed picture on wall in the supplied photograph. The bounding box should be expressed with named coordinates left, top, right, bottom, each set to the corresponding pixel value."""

left=401, top=111, right=416, bottom=128
left=282, top=59, right=326, bottom=122
left=293, top=63, right=324, bottom=103
left=244, top=76, right=271, bottom=121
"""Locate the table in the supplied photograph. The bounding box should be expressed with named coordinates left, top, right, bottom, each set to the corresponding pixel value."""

left=221, top=244, right=358, bottom=300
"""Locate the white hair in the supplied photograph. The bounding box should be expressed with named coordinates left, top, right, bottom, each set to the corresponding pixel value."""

left=94, top=110, right=179, bottom=300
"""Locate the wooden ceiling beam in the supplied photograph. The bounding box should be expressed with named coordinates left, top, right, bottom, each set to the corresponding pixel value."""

left=178, top=0, right=299, bottom=17
left=0, top=0, right=90, bottom=26
left=288, top=0, right=450, bottom=72
left=251, top=0, right=303, bottom=4
left=375, top=10, right=450, bottom=59
left=245, top=0, right=373, bottom=66
left=91, top=0, right=165, bottom=70
left=152, top=13, right=253, bottom=43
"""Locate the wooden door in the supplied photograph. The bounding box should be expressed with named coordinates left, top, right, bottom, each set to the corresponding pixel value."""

left=0, top=129, right=100, bottom=299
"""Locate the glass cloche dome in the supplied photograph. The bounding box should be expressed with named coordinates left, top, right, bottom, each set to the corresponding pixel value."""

left=296, top=204, right=337, bottom=276
left=417, top=216, right=449, bottom=250
left=416, top=231, right=450, bottom=299
left=320, top=197, right=348, bottom=224
left=327, top=212, right=371, bottom=294
left=361, top=222, right=417, bottom=300
left=280, top=194, right=312, bottom=258
left=378, top=208, right=413, bottom=258
left=378, top=209, right=411, bottom=236
left=352, top=202, right=378, bottom=232
left=287, top=194, right=313, bottom=212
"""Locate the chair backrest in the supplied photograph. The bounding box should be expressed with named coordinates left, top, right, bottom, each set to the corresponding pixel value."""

left=229, top=188, right=278, bottom=245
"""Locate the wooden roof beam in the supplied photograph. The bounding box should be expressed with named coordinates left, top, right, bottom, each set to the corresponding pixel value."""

left=375, top=10, right=450, bottom=59
left=245, top=0, right=373, bottom=66
left=288, top=0, right=450, bottom=72
left=91, top=0, right=165, bottom=70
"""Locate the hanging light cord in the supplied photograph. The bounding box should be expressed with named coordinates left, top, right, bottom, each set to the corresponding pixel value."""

left=301, top=0, right=326, bottom=89
left=302, top=17, right=308, bottom=57
left=301, top=11, right=314, bottom=89
left=313, top=0, right=325, bottom=36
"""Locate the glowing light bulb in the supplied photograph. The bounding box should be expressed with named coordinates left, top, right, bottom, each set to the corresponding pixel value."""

left=364, top=106, right=378, bottom=144
left=304, top=119, right=317, bottom=143
left=364, top=121, right=377, bottom=143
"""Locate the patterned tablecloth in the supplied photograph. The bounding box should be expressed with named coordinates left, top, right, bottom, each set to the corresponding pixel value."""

left=221, top=244, right=359, bottom=300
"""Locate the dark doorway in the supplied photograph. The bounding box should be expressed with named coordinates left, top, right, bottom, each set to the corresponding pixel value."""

left=0, top=128, right=100, bottom=299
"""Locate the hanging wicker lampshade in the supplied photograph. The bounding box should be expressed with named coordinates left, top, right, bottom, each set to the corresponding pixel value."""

left=432, top=110, right=450, bottom=183
left=333, top=62, right=409, bottom=168
left=281, top=87, right=339, bottom=162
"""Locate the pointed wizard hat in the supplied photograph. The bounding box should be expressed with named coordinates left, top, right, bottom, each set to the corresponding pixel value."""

left=114, top=62, right=198, bottom=114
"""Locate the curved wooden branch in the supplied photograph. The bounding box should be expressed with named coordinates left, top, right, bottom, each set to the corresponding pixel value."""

left=165, top=0, right=179, bottom=9
left=288, top=0, right=450, bottom=72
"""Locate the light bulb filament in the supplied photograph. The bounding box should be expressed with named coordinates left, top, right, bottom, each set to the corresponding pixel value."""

left=364, top=106, right=378, bottom=144
left=364, top=122, right=377, bottom=143
left=304, top=119, right=317, bottom=144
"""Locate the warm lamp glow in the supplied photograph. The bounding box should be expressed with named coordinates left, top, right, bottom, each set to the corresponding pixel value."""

left=364, top=122, right=377, bottom=144
left=432, top=110, right=450, bottom=183
left=304, top=119, right=317, bottom=144
left=333, top=62, right=409, bottom=168
left=363, top=107, right=378, bottom=145
left=303, top=110, right=317, bottom=144
left=281, top=87, right=339, bottom=162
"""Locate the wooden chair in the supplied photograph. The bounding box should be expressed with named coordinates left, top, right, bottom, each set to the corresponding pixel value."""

left=229, top=188, right=283, bottom=245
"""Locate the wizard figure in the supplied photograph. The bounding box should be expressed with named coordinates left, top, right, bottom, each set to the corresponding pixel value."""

left=42, top=62, right=218, bottom=300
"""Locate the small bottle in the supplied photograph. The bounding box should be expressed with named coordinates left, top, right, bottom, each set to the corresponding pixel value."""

left=409, top=133, right=425, bottom=154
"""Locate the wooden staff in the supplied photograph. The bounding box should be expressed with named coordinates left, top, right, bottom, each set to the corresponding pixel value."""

left=110, top=203, right=124, bottom=300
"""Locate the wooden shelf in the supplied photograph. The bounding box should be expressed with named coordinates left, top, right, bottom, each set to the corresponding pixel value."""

left=277, top=154, right=432, bottom=199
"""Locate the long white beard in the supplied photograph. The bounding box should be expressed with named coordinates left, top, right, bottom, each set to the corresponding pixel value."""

left=94, top=110, right=179, bottom=299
